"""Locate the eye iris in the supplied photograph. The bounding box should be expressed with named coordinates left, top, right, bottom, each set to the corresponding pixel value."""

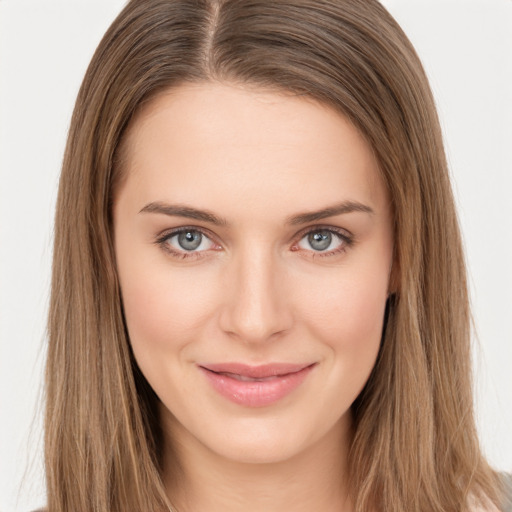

left=178, top=231, right=202, bottom=250
left=308, top=231, right=332, bottom=251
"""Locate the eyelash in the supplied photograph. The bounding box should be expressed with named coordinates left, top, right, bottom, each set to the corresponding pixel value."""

left=154, top=225, right=354, bottom=261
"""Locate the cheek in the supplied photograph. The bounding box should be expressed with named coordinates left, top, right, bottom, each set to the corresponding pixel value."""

left=297, top=259, right=390, bottom=380
left=117, top=251, right=219, bottom=365
left=304, top=267, right=388, bottom=340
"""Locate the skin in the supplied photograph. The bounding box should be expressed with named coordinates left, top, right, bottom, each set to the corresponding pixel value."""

left=113, top=82, right=394, bottom=512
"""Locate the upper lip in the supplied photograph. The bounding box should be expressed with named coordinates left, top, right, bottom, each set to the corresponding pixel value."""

left=199, top=362, right=315, bottom=379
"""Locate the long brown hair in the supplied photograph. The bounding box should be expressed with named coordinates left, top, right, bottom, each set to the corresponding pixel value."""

left=46, top=1, right=502, bottom=511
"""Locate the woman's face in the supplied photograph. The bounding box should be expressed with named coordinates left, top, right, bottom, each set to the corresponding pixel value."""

left=113, top=82, right=394, bottom=466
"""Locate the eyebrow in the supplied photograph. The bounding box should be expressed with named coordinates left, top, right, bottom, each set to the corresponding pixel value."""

left=139, top=200, right=374, bottom=226
left=286, top=200, right=374, bottom=225
left=139, top=202, right=228, bottom=226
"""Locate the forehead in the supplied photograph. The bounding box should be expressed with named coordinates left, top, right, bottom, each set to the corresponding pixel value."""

left=117, top=81, right=388, bottom=218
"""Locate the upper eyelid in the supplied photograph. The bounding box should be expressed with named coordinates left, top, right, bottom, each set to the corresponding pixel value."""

left=292, top=225, right=353, bottom=246
left=156, top=225, right=217, bottom=243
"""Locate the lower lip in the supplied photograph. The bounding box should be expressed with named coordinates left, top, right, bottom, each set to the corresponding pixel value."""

left=199, top=364, right=315, bottom=407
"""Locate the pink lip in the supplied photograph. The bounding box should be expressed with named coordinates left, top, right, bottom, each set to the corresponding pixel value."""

left=199, top=362, right=316, bottom=407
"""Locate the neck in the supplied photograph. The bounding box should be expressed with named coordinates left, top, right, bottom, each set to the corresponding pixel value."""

left=161, top=412, right=354, bottom=512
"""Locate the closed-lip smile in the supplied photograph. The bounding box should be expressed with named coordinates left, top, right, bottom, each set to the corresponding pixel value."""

left=198, top=362, right=317, bottom=407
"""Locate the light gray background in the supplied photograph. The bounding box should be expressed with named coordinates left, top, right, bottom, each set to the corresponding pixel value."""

left=1, top=1, right=511, bottom=511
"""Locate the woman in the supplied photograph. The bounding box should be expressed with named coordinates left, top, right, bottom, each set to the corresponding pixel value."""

left=44, top=0, right=507, bottom=511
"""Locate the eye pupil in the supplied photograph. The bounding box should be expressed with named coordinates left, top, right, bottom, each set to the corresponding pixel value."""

left=308, top=231, right=332, bottom=251
left=178, top=231, right=202, bottom=250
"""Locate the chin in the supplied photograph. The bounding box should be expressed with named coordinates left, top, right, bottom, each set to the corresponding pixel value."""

left=211, top=432, right=310, bottom=465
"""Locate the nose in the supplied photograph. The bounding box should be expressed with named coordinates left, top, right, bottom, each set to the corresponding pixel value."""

left=218, top=245, right=293, bottom=344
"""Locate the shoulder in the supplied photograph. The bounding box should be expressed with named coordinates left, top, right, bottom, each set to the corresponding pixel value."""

left=500, top=472, right=512, bottom=512
left=468, top=473, right=512, bottom=512
left=473, top=473, right=512, bottom=512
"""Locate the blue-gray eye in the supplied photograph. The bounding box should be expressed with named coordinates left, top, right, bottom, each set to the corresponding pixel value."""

left=156, top=228, right=218, bottom=258
left=297, top=229, right=345, bottom=253
left=177, top=231, right=202, bottom=250
left=164, top=229, right=215, bottom=252
left=308, top=231, right=332, bottom=251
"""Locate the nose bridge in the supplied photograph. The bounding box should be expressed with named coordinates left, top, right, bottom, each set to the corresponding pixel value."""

left=219, top=241, right=291, bottom=343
